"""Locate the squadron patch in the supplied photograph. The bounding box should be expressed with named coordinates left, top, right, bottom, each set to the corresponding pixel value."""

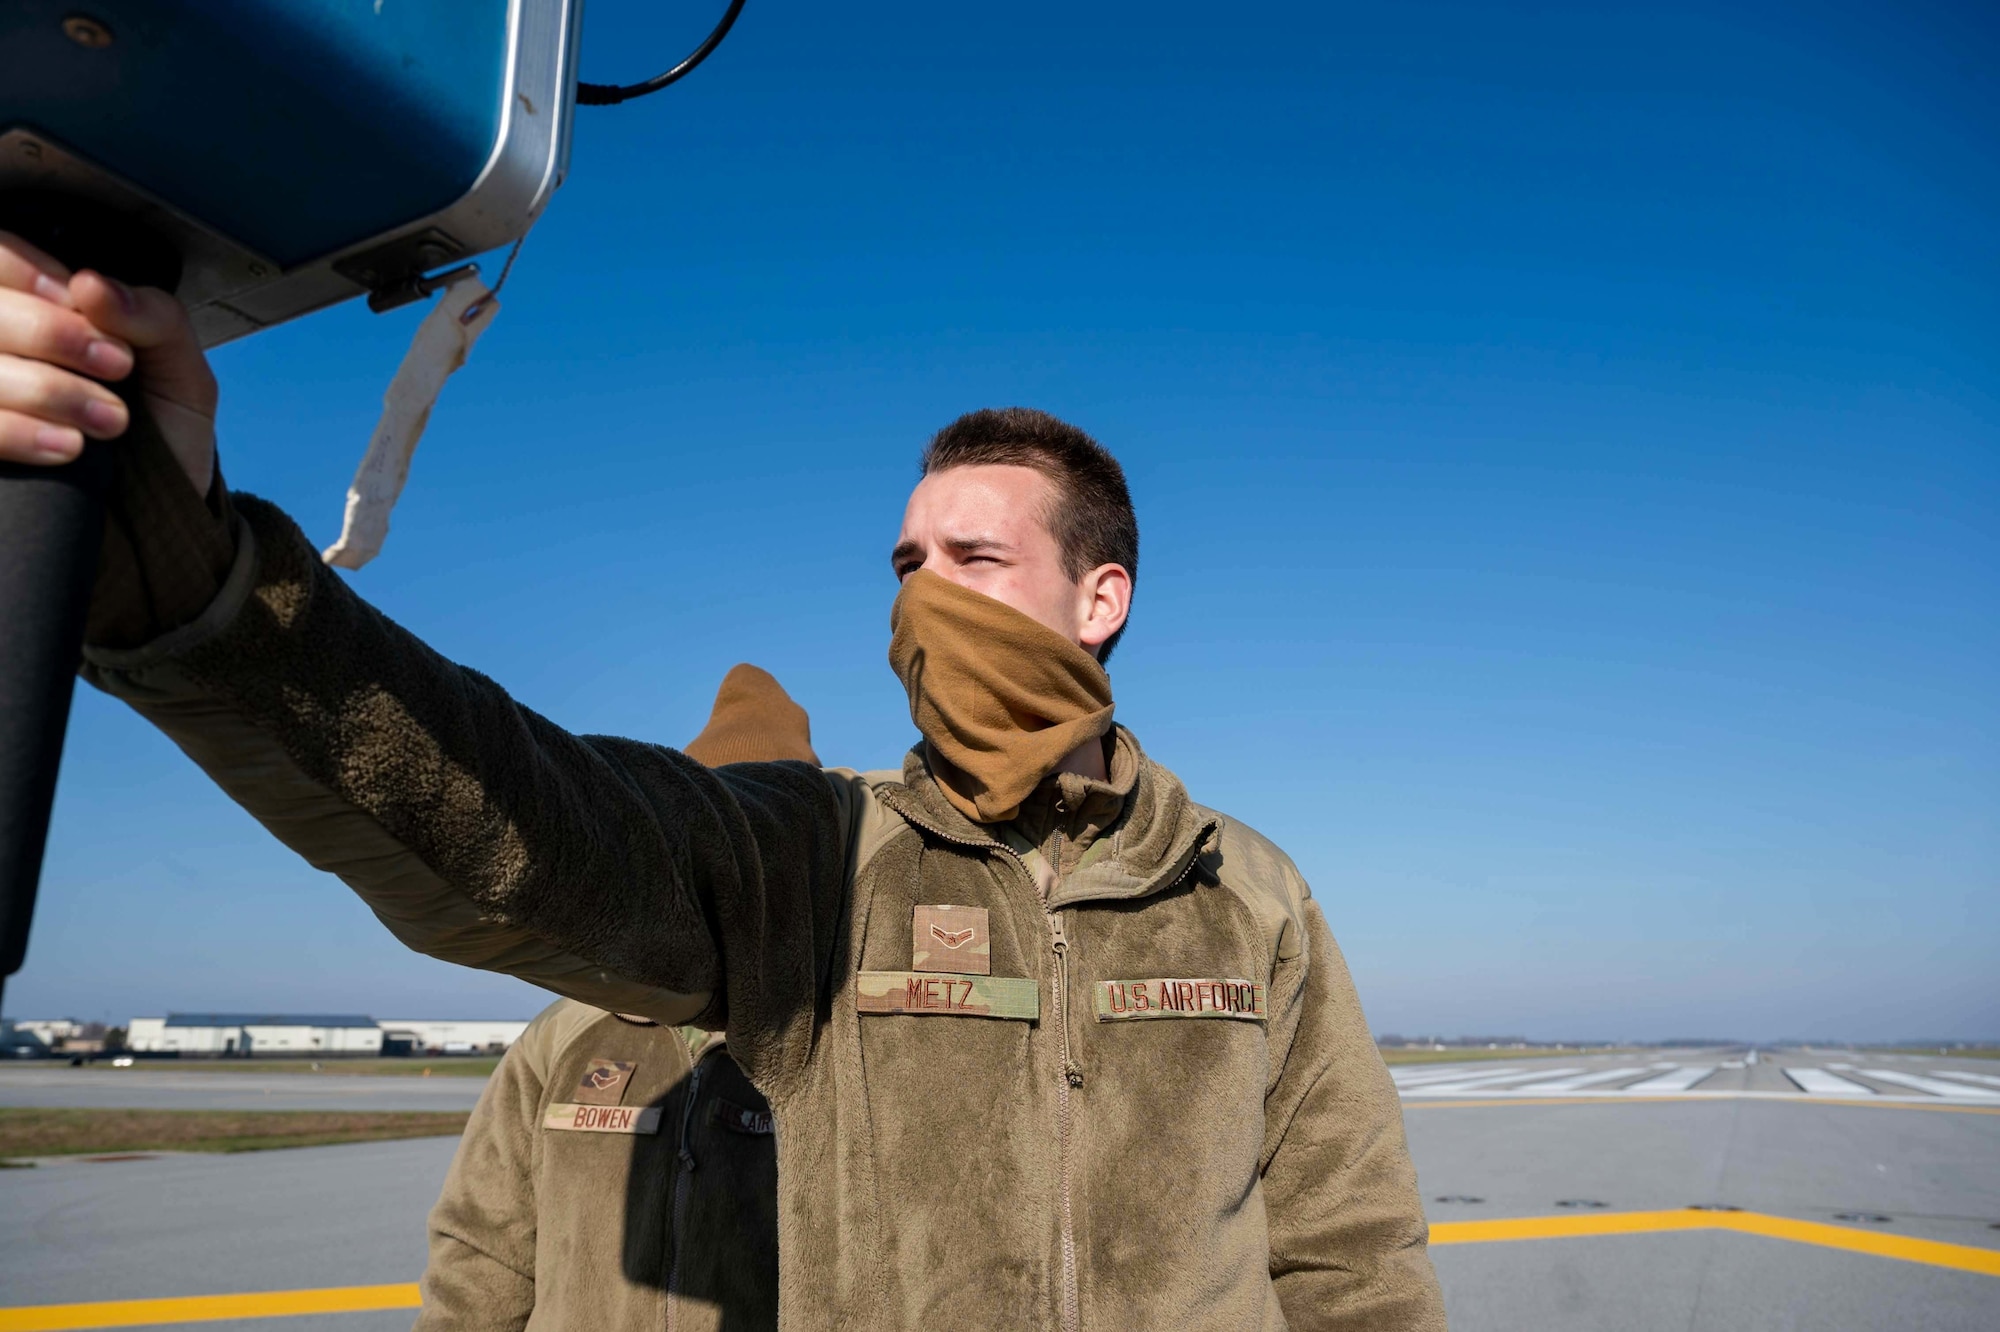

left=1094, top=978, right=1266, bottom=1022
left=542, top=1102, right=664, bottom=1134
left=911, top=905, right=991, bottom=975
left=712, top=1099, right=775, bottom=1136
left=572, top=1058, right=637, bottom=1106
left=855, top=971, right=1039, bottom=1020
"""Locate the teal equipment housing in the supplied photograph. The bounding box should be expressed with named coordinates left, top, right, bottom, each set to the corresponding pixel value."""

left=0, top=0, right=585, bottom=344
left=0, top=0, right=614, bottom=1015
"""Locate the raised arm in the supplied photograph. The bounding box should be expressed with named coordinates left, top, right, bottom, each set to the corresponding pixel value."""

left=85, top=459, right=854, bottom=1093
left=0, top=235, right=853, bottom=1084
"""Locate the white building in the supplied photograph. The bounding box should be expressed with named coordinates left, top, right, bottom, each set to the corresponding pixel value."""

left=377, top=1019, right=529, bottom=1055
left=125, top=1014, right=385, bottom=1057
left=9, top=1018, right=89, bottom=1046
left=2, top=1021, right=51, bottom=1057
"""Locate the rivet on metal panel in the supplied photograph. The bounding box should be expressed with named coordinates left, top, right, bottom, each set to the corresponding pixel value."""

left=62, top=15, right=114, bottom=48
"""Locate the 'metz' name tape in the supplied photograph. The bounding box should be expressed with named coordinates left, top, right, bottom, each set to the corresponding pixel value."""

left=855, top=971, right=1040, bottom=1020
left=542, top=1102, right=664, bottom=1134
left=1094, top=978, right=1266, bottom=1022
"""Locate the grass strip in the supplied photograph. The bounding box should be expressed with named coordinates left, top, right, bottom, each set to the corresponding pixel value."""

left=0, top=1108, right=468, bottom=1162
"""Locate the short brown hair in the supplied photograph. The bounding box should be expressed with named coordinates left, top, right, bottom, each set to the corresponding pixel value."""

left=920, top=408, right=1139, bottom=661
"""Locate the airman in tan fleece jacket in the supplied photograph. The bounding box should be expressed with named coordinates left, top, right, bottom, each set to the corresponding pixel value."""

left=421, top=1006, right=778, bottom=1332
left=66, top=396, right=1443, bottom=1330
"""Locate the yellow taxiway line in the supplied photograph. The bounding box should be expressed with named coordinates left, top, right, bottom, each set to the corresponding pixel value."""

left=1429, top=1208, right=2000, bottom=1277
left=0, top=1283, right=420, bottom=1331
left=0, top=1210, right=1993, bottom=1330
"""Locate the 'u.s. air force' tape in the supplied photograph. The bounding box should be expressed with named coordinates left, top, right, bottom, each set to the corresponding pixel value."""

left=855, top=971, right=1040, bottom=1020
left=543, top=1102, right=664, bottom=1134
left=1094, top=978, right=1266, bottom=1022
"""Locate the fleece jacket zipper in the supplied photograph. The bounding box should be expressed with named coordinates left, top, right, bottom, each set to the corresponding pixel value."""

left=882, top=796, right=1220, bottom=1332
left=1048, top=826, right=1084, bottom=1332
left=664, top=1059, right=705, bottom=1332
left=1048, top=899, right=1083, bottom=1332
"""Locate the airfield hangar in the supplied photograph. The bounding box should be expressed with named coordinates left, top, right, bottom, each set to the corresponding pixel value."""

left=122, top=1014, right=530, bottom=1057
left=125, top=1014, right=385, bottom=1057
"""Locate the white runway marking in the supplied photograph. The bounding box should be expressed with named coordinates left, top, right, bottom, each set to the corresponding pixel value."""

left=1623, top=1065, right=1717, bottom=1092
left=1784, top=1067, right=1874, bottom=1095
left=1399, top=1068, right=1586, bottom=1096
left=1933, top=1070, right=2000, bottom=1090
left=1858, top=1069, right=2000, bottom=1099
left=1507, top=1066, right=1652, bottom=1093
left=1392, top=1057, right=2000, bottom=1102
left=1393, top=1068, right=1582, bottom=1093
left=1391, top=1065, right=1524, bottom=1086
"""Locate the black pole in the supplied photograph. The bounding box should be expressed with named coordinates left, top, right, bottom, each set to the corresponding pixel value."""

left=0, top=442, right=116, bottom=1016
left=0, top=194, right=181, bottom=1016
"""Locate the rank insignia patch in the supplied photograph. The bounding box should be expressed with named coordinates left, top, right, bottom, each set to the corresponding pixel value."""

left=1094, top=978, right=1266, bottom=1022
left=573, top=1058, right=637, bottom=1106
left=855, top=971, right=1039, bottom=1020
left=911, top=904, right=990, bottom=975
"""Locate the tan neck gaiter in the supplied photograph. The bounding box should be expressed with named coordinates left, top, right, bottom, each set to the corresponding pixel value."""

left=888, top=569, right=1115, bottom=824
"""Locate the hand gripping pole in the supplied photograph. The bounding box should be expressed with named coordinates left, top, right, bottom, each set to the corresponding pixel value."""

left=0, top=193, right=180, bottom=1014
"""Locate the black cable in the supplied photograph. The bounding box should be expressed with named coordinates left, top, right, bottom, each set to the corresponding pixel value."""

left=577, top=0, right=748, bottom=106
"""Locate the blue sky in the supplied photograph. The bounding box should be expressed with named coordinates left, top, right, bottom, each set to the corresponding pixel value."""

left=13, top=0, right=1995, bottom=1040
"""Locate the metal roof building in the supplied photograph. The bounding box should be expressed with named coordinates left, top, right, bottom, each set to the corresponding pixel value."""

left=377, top=1019, right=529, bottom=1054
left=126, top=1014, right=385, bottom=1057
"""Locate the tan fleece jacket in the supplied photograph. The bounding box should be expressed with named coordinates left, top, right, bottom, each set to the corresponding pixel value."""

left=418, top=1004, right=778, bottom=1332
left=80, top=481, right=1445, bottom=1330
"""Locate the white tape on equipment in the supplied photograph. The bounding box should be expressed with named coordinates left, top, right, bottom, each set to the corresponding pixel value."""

left=322, top=276, right=499, bottom=570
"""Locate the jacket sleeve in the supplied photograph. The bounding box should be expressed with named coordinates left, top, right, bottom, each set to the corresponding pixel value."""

left=414, top=1034, right=546, bottom=1332
left=1261, top=902, right=1446, bottom=1331
left=80, top=493, right=854, bottom=1085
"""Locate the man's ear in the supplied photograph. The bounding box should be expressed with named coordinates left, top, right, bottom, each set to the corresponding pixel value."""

left=1075, top=564, right=1132, bottom=657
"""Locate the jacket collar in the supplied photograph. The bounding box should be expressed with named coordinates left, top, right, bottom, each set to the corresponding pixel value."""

left=877, top=725, right=1219, bottom=909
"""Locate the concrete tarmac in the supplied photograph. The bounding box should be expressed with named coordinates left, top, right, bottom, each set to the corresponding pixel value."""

left=1407, top=1095, right=2000, bottom=1331
left=0, top=1066, right=488, bottom=1112
left=0, top=1136, right=455, bottom=1332
left=2, top=1048, right=1996, bottom=1329
left=1396, top=1046, right=2000, bottom=1330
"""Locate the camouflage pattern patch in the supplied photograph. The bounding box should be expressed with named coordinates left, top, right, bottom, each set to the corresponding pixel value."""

left=855, top=971, right=1040, bottom=1020
left=572, top=1058, right=637, bottom=1105
left=542, top=1102, right=664, bottom=1134
left=911, top=904, right=991, bottom=975
left=712, top=1098, right=775, bottom=1136
left=1093, top=979, right=1266, bottom=1022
